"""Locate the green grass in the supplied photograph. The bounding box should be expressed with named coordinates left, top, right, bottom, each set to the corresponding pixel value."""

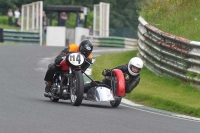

left=92, top=50, right=200, bottom=118
left=0, top=24, right=20, bottom=30
left=139, top=0, right=200, bottom=41
left=137, top=0, right=200, bottom=117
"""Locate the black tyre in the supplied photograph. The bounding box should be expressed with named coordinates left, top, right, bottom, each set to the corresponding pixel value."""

left=70, top=71, right=84, bottom=106
left=110, top=97, right=122, bottom=108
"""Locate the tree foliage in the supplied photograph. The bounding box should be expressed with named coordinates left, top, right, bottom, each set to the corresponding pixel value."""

left=101, top=0, right=140, bottom=38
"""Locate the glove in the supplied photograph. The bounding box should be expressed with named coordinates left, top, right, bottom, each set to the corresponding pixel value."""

left=62, top=56, right=66, bottom=60
left=102, top=69, right=111, bottom=76
left=55, top=55, right=66, bottom=65
left=48, top=63, right=54, bottom=68
left=124, top=74, right=130, bottom=81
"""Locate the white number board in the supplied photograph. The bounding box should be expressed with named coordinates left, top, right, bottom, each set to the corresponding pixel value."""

left=68, top=53, right=85, bottom=66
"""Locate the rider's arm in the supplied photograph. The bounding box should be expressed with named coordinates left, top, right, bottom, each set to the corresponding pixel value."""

left=102, top=65, right=126, bottom=76
left=54, top=48, right=69, bottom=66
left=81, top=53, right=93, bottom=72
left=114, top=65, right=127, bottom=73
left=54, top=55, right=65, bottom=66
left=60, top=47, right=69, bottom=55
left=125, top=75, right=140, bottom=93
left=81, top=58, right=92, bottom=72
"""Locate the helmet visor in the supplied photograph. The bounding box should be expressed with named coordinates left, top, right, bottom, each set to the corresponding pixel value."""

left=130, top=65, right=141, bottom=73
left=85, top=44, right=92, bottom=51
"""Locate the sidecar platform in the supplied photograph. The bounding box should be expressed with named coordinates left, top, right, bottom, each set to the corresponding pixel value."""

left=83, top=86, right=114, bottom=102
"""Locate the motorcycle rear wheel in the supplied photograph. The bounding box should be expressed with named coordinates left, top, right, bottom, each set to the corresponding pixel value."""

left=70, top=71, right=84, bottom=106
left=110, top=97, right=122, bottom=108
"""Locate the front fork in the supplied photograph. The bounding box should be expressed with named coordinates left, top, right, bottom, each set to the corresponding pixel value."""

left=69, top=68, right=73, bottom=90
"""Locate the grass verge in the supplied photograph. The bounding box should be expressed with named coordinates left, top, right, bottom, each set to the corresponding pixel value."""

left=139, top=0, right=200, bottom=41
left=92, top=50, right=200, bottom=118
left=0, top=24, right=20, bottom=30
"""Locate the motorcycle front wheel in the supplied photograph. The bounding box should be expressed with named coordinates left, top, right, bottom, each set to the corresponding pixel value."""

left=70, top=71, right=84, bottom=106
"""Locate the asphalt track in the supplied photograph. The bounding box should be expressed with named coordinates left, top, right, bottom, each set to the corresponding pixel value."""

left=0, top=45, right=199, bottom=133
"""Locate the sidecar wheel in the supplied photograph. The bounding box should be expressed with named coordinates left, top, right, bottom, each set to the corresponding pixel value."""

left=110, top=97, right=122, bottom=108
left=50, top=97, right=59, bottom=102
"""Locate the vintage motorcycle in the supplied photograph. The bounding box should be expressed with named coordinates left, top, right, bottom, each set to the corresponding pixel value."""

left=46, top=52, right=126, bottom=107
left=46, top=52, right=85, bottom=106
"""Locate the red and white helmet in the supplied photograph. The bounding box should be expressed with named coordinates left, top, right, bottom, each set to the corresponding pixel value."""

left=128, top=57, right=143, bottom=76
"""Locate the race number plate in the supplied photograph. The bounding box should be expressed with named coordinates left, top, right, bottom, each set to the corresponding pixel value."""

left=68, top=53, right=85, bottom=66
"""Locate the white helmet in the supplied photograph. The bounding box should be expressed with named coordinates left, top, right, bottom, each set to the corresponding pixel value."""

left=128, top=57, right=143, bottom=76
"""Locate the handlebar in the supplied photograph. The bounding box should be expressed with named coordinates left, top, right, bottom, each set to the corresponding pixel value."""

left=85, top=59, right=93, bottom=65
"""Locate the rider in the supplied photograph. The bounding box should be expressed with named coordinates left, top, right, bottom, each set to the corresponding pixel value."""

left=44, top=39, right=93, bottom=97
left=84, top=57, right=143, bottom=94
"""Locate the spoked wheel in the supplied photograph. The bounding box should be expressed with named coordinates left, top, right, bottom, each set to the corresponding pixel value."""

left=110, top=97, right=122, bottom=108
left=70, top=71, right=84, bottom=106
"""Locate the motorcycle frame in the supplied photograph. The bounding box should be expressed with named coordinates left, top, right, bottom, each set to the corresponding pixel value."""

left=57, top=67, right=82, bottom=99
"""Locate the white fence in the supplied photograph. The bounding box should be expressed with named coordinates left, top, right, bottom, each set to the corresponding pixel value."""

left=93, top=2, right=110, bottom=37
left=21, top=1, right=43, bottom=46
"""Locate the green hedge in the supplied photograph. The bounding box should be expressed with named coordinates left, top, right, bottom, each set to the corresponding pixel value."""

left=0, top=16, right=9, bottom=25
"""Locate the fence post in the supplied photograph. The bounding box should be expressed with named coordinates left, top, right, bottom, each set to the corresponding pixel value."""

left=0, top=28, right=4, bottom=42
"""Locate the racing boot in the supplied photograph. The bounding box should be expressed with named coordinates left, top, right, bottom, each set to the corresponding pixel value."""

left=44, top=81, right=52, bottom=97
